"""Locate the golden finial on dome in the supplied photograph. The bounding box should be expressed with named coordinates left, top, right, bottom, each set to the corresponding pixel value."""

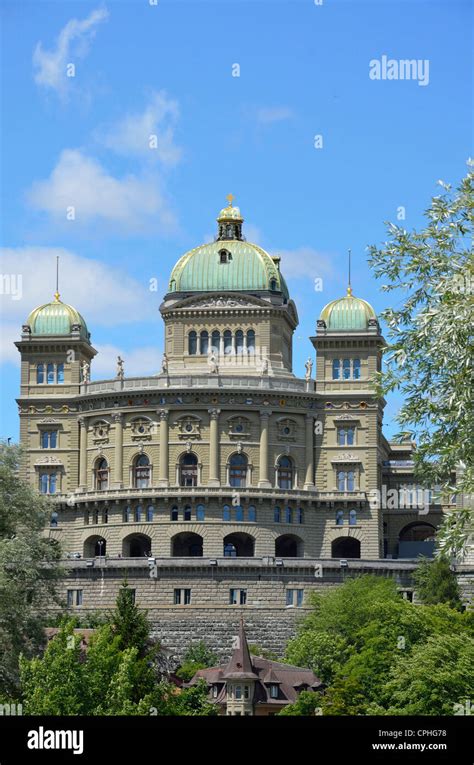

left=347, top=249, right=353, bottom=296
left=226, top=193, right=234, bottom=207
left=53, top=256, right=61, bottom=302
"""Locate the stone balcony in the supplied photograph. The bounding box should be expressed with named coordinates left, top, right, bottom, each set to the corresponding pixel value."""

left=80, top=374, right=311, bottom=396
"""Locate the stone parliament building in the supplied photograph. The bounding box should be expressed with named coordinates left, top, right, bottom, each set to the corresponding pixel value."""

left=15, top=199, right=472, bottom=656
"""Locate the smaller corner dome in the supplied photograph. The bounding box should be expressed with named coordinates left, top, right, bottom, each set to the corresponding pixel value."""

left=25, top=294, right=89, bottom=340
left=320, top=287, right=377, bottom=330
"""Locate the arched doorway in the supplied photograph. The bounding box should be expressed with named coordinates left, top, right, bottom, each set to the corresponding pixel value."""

left=398, top=522, right=436, bottom=559
left=179, top=453, right=198, bottom=486
left=171, top=532, right=203, bottom=557
left=223, top=532, right=254, bottom=557
left=275, top=534, right=304, bottom=558
left=84, top=535, right=107, bottom=558
left=331, top=537, right=361, bottom=558
left=122, top=534, right=152, bottom=557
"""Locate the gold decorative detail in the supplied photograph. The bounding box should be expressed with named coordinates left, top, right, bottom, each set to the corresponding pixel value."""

left=226, top=193, right=234, bottom=207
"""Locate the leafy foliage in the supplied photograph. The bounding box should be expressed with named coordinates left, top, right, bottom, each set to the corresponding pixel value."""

left=0, top=443, right=62, bottom=698
left=413, top=556, right=464, bottom=610
left=175, top=640, right=218, bottom=682
left=368, top=165, right=474, bottom=558
left=278, top=690, right=322, bottom=716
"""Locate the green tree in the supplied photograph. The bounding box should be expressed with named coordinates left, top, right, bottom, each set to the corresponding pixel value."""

left=414, top=556, right=464, bottom=610
left=368, top=165, right=474, bottom=558
left=285, top=632, right=350, bottom=686
left=278, top=690, right=322, bottom=716
left=372, top=634, right=474, bottom=715
left=0, top=443, right=61, bottom=698
left=109, top=580, right=150, bottom=655
left=176, top=640, right=218, bottom=682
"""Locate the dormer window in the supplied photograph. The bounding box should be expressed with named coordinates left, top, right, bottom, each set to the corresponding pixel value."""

left=269, top=684, right=279, bottom=699
left=270, top=279, right=277, bottom=291
left=219, top=249, right=231, bottom=264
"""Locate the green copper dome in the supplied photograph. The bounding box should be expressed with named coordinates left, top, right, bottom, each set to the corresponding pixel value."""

left=26, top=294, right=89, bottom=340
left=168, top=199, right=289, bottom=298
left=320, top=288, right=376, bottom=330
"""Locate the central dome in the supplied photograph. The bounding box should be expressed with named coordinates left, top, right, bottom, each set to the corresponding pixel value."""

left=168, top=199, right=289, bottom=298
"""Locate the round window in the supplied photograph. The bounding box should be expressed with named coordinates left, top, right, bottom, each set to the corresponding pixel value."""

left=283, top=427, right=291, bottom=435
left=138, top=426, right=145, bottom=434
left=185, top=423, right=193, bottom=432
left=235, top=423, right=243, bottom=433
left=98, top=429, right=104, bottom=437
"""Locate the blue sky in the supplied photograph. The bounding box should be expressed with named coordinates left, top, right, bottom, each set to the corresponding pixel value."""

left=0, top=0, right=472, bottom=440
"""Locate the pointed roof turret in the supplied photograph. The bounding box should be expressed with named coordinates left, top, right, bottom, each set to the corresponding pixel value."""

left=222, top=618, right=258, bottom=680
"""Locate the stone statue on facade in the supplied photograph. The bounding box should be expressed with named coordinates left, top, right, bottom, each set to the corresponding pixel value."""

left=208, top=351, right=218, bottom=374
left=260, top=355, right=269, bottom=375
left=81, top=360, right=90, bottom=383
left=116, top=356, right=124, bottom=380
left=161, top=352, right=169, bottom=374
left=305, top=357, right=313, bottom=381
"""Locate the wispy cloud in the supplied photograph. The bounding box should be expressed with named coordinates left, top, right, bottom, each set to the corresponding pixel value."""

left=0, top=246, right=159, bottom=365
left=26, top=149, right=177, bottom=232
left=33, top=5, right=109, bottom=97
left=276, top=247, right=334, bottom=280
left=98, top=91, right=182, bottom=165
left=255, top=106, right=294, bottom=125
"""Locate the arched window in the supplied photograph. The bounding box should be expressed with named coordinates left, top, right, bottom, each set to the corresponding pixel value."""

left=196, top=504, right=205, bottom=521
left=184, top=505, right=192, bottom=521
left=337, top=471, right=346, bottom=492
left=134, top=454, right=150, bottom=488
left=180, top=453, right=198, bottom=487
left=223, top=505, right=231, bottom=521
left=57, top=363, right=64, bottom=383
left=235, top=505, right=244, bottom=522
left=229, top=454, right=247, bottom=488
left=134, top=505, right=142, bottom=522
left=211, top=331, right=220, bottom=353
left=103, top=507, right=109, bottom=524
left=342, top=359, right=351, bottom=380
left=248, top=506, right=256, bottom=522
left=277, top=456, right=293, bottom=490
left=224, top=330, right=232, bottom=355
left=270, top=279, right=277, bottom=291
left=146, top=505, right=154, bottom=522
left=353, top=359, right=361, bottom=379
left=124, top=506, right=131, bottom=522
left=347, top=471, right=355, bottom=491
left=274, top=506, right=281, bottom=523
left=188, top=331, right=197, bottom=355
left=247, top=330, right=255, bottom=354
left=338, top=426, right=355, bottom=446
left=224, top=543, right=237, bottom=558
left=297, top=508, right=304, bottom=524
left=235, top=330, right=244, bottom=355
left=200, top=331, right=209, bottom=355
left=37, top=364, right=44, bottom=384
left=349, top=509, right=357, bottom=526
left=171, top=506, right=179, bottom=521
left=47, top=363, right=55, bottom=384
left=332, top=359, right=340, bottom=380
left=336, top=509, right=344, bottom=526
left=96, top=458, right=109, bottom=490
left=285, top=507, right=293, bottom=524
left=50, top=511, right=58, bottom=527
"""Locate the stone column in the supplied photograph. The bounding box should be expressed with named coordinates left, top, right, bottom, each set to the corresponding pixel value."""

left=304, top=413, right=315, bottom=489
left=158, top=409, right=169, bottom=487
left=78, top=416, right=87, bottom=490
left=208, top=408, right=220, bottom=486
left=112, top=412, right=124, bottom=488
left=258, top=411, right=272, bottom=488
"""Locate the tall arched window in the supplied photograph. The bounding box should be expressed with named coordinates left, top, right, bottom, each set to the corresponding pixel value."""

left=96, top=458, right=109, bottom=490
left=171, top=506, right=179, bottom=521
left=336, top=509, right=344, bottom=526
left=50, top=511, right=58, bottom=527
left=224, top=330, right=232, bottom=355
left=297, top=508, right=304, bottom=524
left=200, top=331, right=209, bottom=355
left=270, top=279, right=277, bottom=291
left=349, top=509, right=357, bottom=526
left=223, top=504, right=231, bottom=521
left=248, top=506, right=256, bottom=522
left=285, top=507, right=293, bottom=524
left=229, top=454, right=247, bottom=488
left=347, top=471, right=355, bottom=491
left=184, top=505, right=192, bottom=521
left=342, top=359, right=351, bottom=380
left=247, top=330, right=255, bottom=354
left=188, top=331, right=197, bottom=355
left=134, top=505, right=142, bottom=522
left=124, top=506, right=131, bottom=522
left=274, top=506, right=281, bottom=523
left=277, top=456, right=293, bottom=489
left=47, top=363, right=55, bottom=384
left=57, top=363, right=64, bottom=383
left=332, top=359, right=340, bottom=380
left=353, top=359, right=361, bottom=379
left=235, top=505, right=244, bottom=522
left=146, top=505, right=154, bottom=522
left=37, top=363, right=44, bottom=384
left=196, top=504, right=205, bottom=521
left=134, top=454, right=150, bottom=488
left=180, top=453, right=198, bottom=487
left=235, top=330, right=244, bottom=355
left=211, top=331, right=220, bottom=353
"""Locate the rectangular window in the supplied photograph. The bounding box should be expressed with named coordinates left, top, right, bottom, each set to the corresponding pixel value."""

left=270, top=685, right=279, bottom=699
left=67, top=589, right=83, bottom=607
left=244, top=686, right=250, bottom=699
left=229, top=589, right=247, bottom=605
left=296, top=589, right=304, bottom=607
left=56, top=363, right=64, bottom=383
left=235, top=686, right=242, bottom=700
left=286, top=589, right=294, bottom=607
left=174, top=588, right=191, bottom=605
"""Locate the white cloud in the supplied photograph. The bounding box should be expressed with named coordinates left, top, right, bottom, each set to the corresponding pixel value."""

left=99, top=91, right=182, bottom=165
left=91, top=344, right=162, bottom=379
left=255, top=106, right=294, bottom=124
left=27, top=149, right=177, bottom=232
left=0, top=246, right=160, bottom=365
left=33, top=6, right=109, bottom=96
left=276, top=247, right=334, bottom=280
